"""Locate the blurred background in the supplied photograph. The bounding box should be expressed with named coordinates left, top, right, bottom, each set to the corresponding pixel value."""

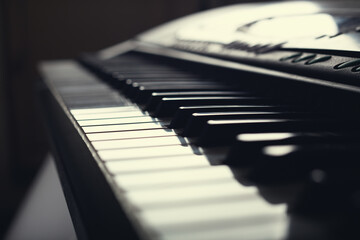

left=0, top=0, right=267, bottom=237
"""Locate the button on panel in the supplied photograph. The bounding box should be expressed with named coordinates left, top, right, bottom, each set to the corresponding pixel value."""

left=352, top=66, right=360, bottom=72
left=329, top=32, right=343, bottom=38
left=305, top=55, right=332, bottom=65
left=291, top=54, right=316, bottom=63
left=334, top=59, right=360, bottom=69
left=315, top=34, right=327, bottom=39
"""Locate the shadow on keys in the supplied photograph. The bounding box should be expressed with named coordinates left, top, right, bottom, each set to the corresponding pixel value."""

left=231, top=164, right=360, bottom=240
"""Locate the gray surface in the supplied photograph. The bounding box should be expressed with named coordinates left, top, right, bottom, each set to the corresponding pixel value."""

left=5, top=155, right=77, bottom=240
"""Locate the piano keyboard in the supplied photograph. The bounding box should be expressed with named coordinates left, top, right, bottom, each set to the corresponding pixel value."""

left=39, top=51, right=360, bottom=240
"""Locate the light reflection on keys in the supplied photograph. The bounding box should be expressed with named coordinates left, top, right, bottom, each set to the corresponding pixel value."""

left=105, top=155, right=210, bottom=174
left=98, top=145, right=198, bottom=161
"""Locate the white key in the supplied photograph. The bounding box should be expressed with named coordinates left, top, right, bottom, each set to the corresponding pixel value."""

left=115, top=166, right=233, bottom=190
left=98, top=145, right=196, bottom=161
left=105, top=155, right=210, bottom=174
left=139, top=199, right=286, bottom=228
left=83, top=122, right=164, bottom=133
left=74, top=111, right=147, bottom=120
left=87, top=129, right=176, bottom=141
left=92, top=136, right=186, bottom=150
left=78, top=116, right=156, bottom=127
left=126, top=180, right=257, bottom=209
left=70, top=106, right=138, bottom=115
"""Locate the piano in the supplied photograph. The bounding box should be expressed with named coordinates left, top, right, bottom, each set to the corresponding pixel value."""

left=38, top=1, right=360, bottom=239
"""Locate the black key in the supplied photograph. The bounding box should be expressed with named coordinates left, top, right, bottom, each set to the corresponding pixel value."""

left=115, top=72, right=198, bottom=81
left=110, top=67, right=183, bottom=73
left=114, top=75, right=195, bottom=88
left=169, top=105, right=297, bottom=129
left=134, top=85, right=236, bottom=107
left=113, top=72, right=199, bottom=87
left=196, top=118, right=358, bottom=147
left=225, top=131, right=360, bottom=167
left=142, top=91, right=250, bottom=110
left=111, top=69, right=187, bottom=75
left=101, top=63, right=151, bottom=68
left=122, top=81, right=218, bottom=99
left=153, top=96, right=273, bottom=118
left=98, top=65, right=184, bottom=82
left=125, top=78, right=209, bottom=84
left=181, top=111, right=322, bottom=137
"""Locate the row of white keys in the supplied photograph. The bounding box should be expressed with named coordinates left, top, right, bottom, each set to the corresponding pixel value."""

left=107, top=149, right=289, bottom=239
left=118, top=170, right=288, bottom=240
left=71, top=106, right=176, bottom=141
left=136, top=186, right=288, bottom=240
left=71, top=106, right=289, bottom=239
left=126, top=178, right=288, bottom=240
left=74, top=105, right=206, bottom=169
left=71, top=107, right=179, bottom=151
left=139, top=199, right=287, bottom=233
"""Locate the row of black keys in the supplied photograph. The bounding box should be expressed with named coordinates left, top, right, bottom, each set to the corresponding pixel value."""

left=85, top=53, right=360, bottom=210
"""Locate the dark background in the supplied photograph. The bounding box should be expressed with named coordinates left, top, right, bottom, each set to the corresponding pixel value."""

left=0, top=0, right=265, bottom=237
